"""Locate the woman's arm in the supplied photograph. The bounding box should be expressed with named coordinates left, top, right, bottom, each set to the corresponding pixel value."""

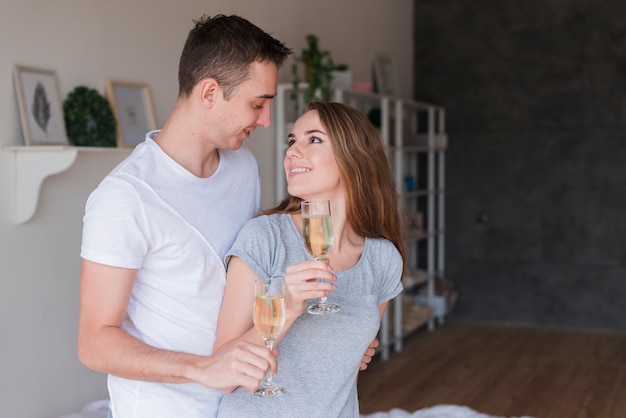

left=214, top=256, right=336, bottom=353
left=214, top=257, right=263, bottom=353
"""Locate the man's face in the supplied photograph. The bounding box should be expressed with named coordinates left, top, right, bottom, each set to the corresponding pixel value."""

left=211, top=60, right=278, bottom=150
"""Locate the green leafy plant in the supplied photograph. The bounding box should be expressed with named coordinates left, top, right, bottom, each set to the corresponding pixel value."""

left=63, top=86, right=116, bottom=147
left=291, top=34, right=336, bottom=112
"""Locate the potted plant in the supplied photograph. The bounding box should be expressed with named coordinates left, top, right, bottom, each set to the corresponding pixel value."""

left=291, top=34, right=336, bottom=111
left=63, top=86, right=117, bottom=147
left=330, top=63, right=352, bottom=90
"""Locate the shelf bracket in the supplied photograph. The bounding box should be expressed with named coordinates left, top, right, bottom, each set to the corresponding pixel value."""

left=4, top=146, right=78, bottom=223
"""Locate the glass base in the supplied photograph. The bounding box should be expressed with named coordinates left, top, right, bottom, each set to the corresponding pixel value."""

left=254, top=385, right=285, bottom=397
left=307, top=302, right=340, bottom=315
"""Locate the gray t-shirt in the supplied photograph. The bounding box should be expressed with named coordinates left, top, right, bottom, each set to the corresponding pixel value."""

left=217, top=214, right=403, bottom=418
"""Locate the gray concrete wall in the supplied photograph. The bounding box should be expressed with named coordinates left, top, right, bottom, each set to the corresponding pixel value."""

left=414, top=0, right=626, bottom=331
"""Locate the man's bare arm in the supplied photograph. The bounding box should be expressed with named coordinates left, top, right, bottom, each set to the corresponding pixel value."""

left=77, top=259, right=274, bottom=392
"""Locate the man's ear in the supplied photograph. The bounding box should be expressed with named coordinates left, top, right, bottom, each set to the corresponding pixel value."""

left=197, top=78, right=221, bottom=108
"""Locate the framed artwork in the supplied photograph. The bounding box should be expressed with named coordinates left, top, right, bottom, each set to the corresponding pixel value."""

left=372, top=53, right=400, bottom=96
left=105, top=80, right=157, bottom=147
left=13, top=65, right=68, bottom=146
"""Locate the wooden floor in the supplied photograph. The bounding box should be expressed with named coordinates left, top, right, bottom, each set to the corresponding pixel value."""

left=357, top=321, right=626, bottom=418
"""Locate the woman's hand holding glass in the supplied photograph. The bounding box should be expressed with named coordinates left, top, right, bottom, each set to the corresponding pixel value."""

left=283, top=260, right=337, bottom=317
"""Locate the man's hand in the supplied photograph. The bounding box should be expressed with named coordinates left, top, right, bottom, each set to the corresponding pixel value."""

left=360, top=338, right=379, bottom=371
left=192, top=340, right=277, bottom=393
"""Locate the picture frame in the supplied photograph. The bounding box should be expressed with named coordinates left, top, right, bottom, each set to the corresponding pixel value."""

left=13, top=65, right=68, bottom=146
left=372, top=53, right=400, bottom=96
left=105, top=80, right=157, bottom=147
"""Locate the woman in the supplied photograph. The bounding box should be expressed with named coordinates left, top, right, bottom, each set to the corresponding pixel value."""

left=215, top=101, right=406, bottom=417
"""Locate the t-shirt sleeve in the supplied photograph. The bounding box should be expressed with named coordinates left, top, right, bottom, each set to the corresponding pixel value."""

left=226, top=216, right=280, bottom=279
left=80, top=177, right=148, bottom=269
left=378, top=242, right=404, bottom=304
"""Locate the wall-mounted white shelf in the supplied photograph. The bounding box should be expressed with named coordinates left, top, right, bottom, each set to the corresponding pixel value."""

left=2, top=146, right=130, bottom=224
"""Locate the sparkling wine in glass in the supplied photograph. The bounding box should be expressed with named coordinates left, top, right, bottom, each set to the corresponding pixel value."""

left=253, top=277, right=286, bottom=397
left=301, top=199, right=340, bottom=314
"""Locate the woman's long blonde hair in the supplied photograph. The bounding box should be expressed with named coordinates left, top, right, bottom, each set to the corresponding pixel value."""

left=267, top=101, right=406, bottom=264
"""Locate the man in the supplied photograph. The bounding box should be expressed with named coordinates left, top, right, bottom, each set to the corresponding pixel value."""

left=77, top=15, right=292, bottom=418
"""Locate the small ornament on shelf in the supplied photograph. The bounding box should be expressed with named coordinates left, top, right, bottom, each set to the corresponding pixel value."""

left=63, top=86, right=116, bottom=147
left=403, top=211, right=424, bottom=239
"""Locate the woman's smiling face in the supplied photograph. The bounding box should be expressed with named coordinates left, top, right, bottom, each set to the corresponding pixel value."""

left=284, top=109, right=342, bottom=200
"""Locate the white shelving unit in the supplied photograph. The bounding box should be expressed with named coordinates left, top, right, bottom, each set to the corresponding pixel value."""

left=273, top=84, right=448, bottom=360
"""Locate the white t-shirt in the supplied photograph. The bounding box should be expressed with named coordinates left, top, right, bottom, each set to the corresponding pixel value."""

left=81, top=131, right=261, bottom=418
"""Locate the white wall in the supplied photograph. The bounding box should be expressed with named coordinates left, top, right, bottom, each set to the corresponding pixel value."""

left=0, top=1, right=413, bottom=416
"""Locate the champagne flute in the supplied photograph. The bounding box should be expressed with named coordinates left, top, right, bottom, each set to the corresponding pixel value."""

left=253, top=277, right=286, bottom=397
left=301, top=199, right=340, bottom=314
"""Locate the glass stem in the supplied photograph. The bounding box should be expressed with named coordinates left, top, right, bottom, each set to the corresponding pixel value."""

left=315, top=256, right=329, bottom=305
left=262, top=340, right=275, bottom=385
